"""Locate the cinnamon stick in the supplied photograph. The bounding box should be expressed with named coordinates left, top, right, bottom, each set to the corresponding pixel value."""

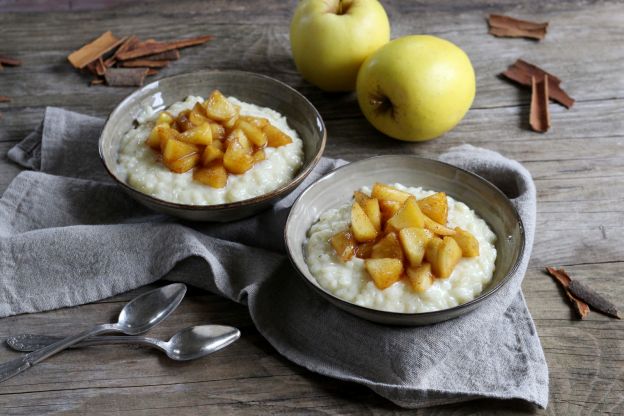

left=546, top=267, right=621, bottom=319
left=116, top=35, right=213, bottom=60
left=121, top=59, right=170, bottom=68
left=488, top=14, right=548, bottom=40
left=139, top=49, right=180, bottom=61
left=68, top=32, right=126, bottom=69
left=502, top=59, right=575, bottom=108
left=530, top=75, right=550, bottom=132
left=0, top=55, right=22, bottom=66
left=146, top=69, right=159, bottom=76
left=546, top=267, right=590, bottom=319
left=104, top=68, right=148, bottom=87
left=0, top=96, right=10, bottom=103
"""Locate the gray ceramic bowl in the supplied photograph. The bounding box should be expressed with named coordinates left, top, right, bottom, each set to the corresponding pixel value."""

left=99, top=70, right=326, bottom=222
left=285, top=155, right=525, bottom=326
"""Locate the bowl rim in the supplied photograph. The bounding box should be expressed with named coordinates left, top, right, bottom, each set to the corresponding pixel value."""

left=284, top=154, right=526, bottom=320
left=98, top=69, right=327, bottom=211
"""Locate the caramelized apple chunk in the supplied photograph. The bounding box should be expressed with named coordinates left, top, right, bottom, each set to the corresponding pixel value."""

left=417, top=192, right=448, bottom=224
left=371, top=232, right=403, bottom=261
left=265, top=124, right=293, bottom=147
left=193, top=162, right=228, bottom=188
left=204, top=90, right=239, bottom=121
left=351, top=202, right=378, bottom=243
left=179, top=122, right=212, bottom=146
left=371, top=183, right=411, bottom=203
left=237, top=119, right=268, bottom=147
left=407, top=263, right=434, bottom=293
left=399, top=227, right=431, bottom=267
left=201, top=146, right=224, bottom=166
left=452, top=227, right=480, bottom=257
left=365, top=258, right=403, bottom=290
left=385, top=196, right=425, bottom=232
left=330, top=230, right=356, bottom=262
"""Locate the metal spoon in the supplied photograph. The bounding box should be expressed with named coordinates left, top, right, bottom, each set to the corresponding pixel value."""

left=6, top=325, right=240, bottom=361
left=0, top=283, right=187, bottom=382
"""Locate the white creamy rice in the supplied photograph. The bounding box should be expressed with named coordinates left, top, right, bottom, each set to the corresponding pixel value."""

left=304, top=184, right=497, bottom=313
left=116, top=96, right=304, bottom=205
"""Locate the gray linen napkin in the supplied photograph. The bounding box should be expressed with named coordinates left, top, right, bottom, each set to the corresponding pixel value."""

left=1, top=107, right=548, bottom=408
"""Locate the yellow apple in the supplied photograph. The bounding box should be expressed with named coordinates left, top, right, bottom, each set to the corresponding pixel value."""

left=290, top=0, right=390, bottom=92
left=356, top=35, right=476, bottom=141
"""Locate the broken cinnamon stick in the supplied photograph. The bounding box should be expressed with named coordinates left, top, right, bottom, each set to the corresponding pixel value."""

left=104, top=68, right=148, bottom=87
left=502, top=59, right=575, bottom=108
left=68, top=32, right=126, bottom=69
left=113, top=35, right=140, bottom=60
left=116, top=35, right=213, bottom=60
left=121, top=59, right=170, bottom=68
left=546, top=267, right=590, bottom=319
left=0, top=55, right=22, bottom=66
left=530, top=75, right=550, bottom=132
left=546, top=267, right=621, bottom=319
left=139, top=49, right=180, bottom=61
left=488, top=14, right=548, bottom=40
left=568, top=280, right=621, bottom=319
left=90, top=78, right=104, bottom=86
left=146, top=69, right=159, bottom=76
left=0, top=96, right=10, bottom=103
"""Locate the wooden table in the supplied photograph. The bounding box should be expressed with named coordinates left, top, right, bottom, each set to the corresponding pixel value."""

left=0, top=0, right=622, bottom=414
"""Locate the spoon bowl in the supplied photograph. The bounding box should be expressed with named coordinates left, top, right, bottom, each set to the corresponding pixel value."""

left=165, top=325, right=241, bottom=361
left=117, top=283, right=187, bottom=334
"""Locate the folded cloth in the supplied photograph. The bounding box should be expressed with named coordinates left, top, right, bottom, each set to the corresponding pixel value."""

left=1, top=107, right=548, bottom=408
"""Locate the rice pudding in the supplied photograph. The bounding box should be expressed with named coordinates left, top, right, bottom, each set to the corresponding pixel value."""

left=116, top=93, right=304, bottom=205
left=304, top=183, right=497, bottom=313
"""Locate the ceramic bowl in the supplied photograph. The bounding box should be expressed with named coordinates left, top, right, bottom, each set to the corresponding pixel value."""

left=284, top=155, right=525, bottom=326
left=99, top=70, right=326, bottom=222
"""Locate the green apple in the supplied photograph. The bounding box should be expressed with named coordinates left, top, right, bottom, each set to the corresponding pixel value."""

left=356, top=35, right=476, bottom=141
left=290, top=0, right=390, bottom=92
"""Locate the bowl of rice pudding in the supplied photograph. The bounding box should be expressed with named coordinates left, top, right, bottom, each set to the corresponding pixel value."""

left=285, top=156, right=525, bottom=326
left=99, top=70, right=326, bottom=221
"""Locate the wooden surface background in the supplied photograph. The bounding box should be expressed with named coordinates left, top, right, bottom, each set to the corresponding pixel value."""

left=0, top=0, right=623, bottom=414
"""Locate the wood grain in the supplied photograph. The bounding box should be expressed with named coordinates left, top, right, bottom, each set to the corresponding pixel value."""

left=0, top=0, right=623, bottom=414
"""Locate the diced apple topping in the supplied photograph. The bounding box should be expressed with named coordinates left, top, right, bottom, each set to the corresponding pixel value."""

left=365, top=258, right=403, bottom=290
left=451, top=227, right=480, bottom=257
left=351, top=202, right=378, bottom=243
left=145, top=90, right=296, bottom=187
left=407, top=263, right=434, bottom=293
left=417, top=192, right=448, bottom=224
left=329, top=183, right=481, bottom=291
left=330, top=230, right=356, bottom=262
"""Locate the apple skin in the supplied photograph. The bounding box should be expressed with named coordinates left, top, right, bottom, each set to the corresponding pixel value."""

left=290, top=0, right=390, bottom=92
left=356, top=35, right=476, bottom=141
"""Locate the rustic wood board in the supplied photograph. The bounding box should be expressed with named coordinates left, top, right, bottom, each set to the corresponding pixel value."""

left=0, top=0, right=622, bottom=414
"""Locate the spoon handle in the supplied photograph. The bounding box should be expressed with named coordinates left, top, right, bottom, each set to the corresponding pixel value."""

left=0, top=323, right=118, bottom=383
left=7, top=334, right=158, bottom=352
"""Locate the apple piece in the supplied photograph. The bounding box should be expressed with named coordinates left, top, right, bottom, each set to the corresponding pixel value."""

left=423, top=216, right=456, bottom=236
left=385, top=196, right=425, bottom=232
left=252, top=149, right=266, bottom=163
left=156, top=111, right=174, bottom=126
left=179, top=122, right=212, bottom=146
left=371, top=232, right=403, bottom=261
left=417, top=192, right=448, bottom=224
left=330, top=230, right=356, bottom=262
left=371, top=182, right=411, bottom=203
left=162, top=138, right=200, bottom=163
left=223, top=134, right=254, bottom=175
left=353, top=190, right=370, bottom=205
left=407, top=263, right=434, bottom=293
left=193, top=162, right=228, bottom=188
left=355, top=241, right=375, bottom=259
left=146, top=124, right=178, bottom=151
left=223, top=114, right=239, bottom=131
left=209, top=122, right=226, bottom=141
left=356, top=35, right=475, bottom=141
left=201, top=145, right=224, bottom=166
left=452, top=227, right=480, bottom=257
left=351, top=202, right=378, bottom=242
left=290, top=0, right=390, bottom=92
left=146, top=127, right=162, bottom=150
left=398, top=227, right=431, bottom=266
left=211, top=139, right=224, bottom=151
left=240, top=115, right=270, bottom=129
left=379, top=199, right=402, bottom=223
left=361, top=198, right=381, bottom=231
left=204, top=90, right=239, bottom=121
left=237, top=119, right=268, bottom=147
left=434, top=236, right=463, bottom=278
left=164, top=153, right=200, bottom=173
left=365, top=258, right=403, bottom=290
left=175, top=110, right=194, bottom=131
left=425, top=237, right=443, bottom=274
left=265, top=124, right=293, bottom=147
